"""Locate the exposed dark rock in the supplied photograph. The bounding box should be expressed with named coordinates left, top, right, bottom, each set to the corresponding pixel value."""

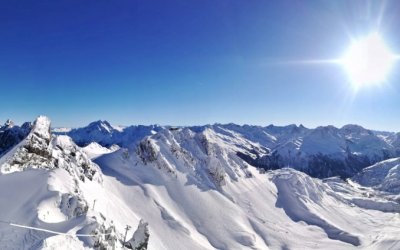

left=124, top=220, right=150, bottom=250
left=137, top=138, right=158, bottom=164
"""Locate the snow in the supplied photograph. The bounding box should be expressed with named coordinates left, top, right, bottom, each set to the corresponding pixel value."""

left=64, top=121, right=163, bottom=148
left=61, top=120, right=400, bottom=178
left=92, top=127, right=400, bottom=249
left=0, top=170, right=58, bottom=248
left=52, top=127, right=72, bottom=133
left=125, top=219, right=149, bottom=249
left=1, top=116, right=400, bottom=249
left=33, top=116, right=52, bottom=140
left=42, top=235, right=87, bottom=250
left=353, top=157, right=400, bottom=193
left=82, top=142, right=118, bottom=159
left=37, top=195, right=68, bottom=223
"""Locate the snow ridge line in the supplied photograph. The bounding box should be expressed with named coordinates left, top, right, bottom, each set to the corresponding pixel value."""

left=0, top=220, right=113, bottom=237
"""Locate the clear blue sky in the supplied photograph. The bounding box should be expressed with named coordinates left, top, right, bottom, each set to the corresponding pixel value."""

left=1, top=0, right=400, bottom=131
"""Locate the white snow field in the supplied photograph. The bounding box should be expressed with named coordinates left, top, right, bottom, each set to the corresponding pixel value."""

left=0, top=116, right=399, bottom=250
left=82, top=142, right=120, bottom=160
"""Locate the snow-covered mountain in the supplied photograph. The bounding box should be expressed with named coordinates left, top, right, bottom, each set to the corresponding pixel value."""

left=93, top=124, right=400, bottom=249
left=0, top=117, right=149, bottom=249
left=1, top=116, right=400, bottom=249
left=61, top=120, right=162, bottom=149
left=217, top=123, right=399, bottom=178
left=0, top=120, right=32, bottom=156
left=61, top=121, right=400, bottom=179
left=353, top=157, right=400, bottom=194
left=82, top=142, right=120, bottom=160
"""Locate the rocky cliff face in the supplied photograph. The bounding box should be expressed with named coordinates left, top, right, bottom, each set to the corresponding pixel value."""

left=149, top=123, right=400, bottom=180
left=134, top=127, right=259, bottom=189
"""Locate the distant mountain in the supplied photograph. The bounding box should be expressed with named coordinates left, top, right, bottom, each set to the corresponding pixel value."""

left=0, top=119, right=32, bottom=156
left=392, top=132, right=400, bottom=150
left=59, top=120, right=163, bottom=149
left=220, top=123, right=399, bottom=178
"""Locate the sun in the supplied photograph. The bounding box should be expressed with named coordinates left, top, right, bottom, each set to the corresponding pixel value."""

left=341, top=33, right=395, bottom=87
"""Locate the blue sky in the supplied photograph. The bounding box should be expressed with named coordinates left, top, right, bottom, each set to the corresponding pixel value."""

left=1, top=0, right=400, bottom=131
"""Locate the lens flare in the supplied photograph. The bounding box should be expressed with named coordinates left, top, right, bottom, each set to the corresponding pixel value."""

left=341, top=33, right=395, bottom=87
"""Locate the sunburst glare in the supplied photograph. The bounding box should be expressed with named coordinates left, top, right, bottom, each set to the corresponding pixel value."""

left=340, top=33, right=396, bottom=88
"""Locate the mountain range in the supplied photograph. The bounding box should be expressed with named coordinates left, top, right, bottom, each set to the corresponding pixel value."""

left=0, top=116, right=399, bottom=249
left=57, top=120, right=400, bottom=178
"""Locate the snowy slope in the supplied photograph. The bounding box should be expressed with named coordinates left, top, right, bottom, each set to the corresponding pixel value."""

left=82, top=142, right=120, bottom=160
left=352, top=157, right=400, bottom=194
left=1, top=117, right=400, bottom=249
left=93, top=127, right=400, bottom=249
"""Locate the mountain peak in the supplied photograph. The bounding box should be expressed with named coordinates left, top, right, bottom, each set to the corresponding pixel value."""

left=341, top=124, right=369, bottom=134
left=87, top=120, right=114, bottom=132
left=32, top=116, right=51, bottom=140
left=341, top=125, right=375, bottom=138
left=90, top=119, right=111, bottom=126
left=3, top=119, right=14, bottom=128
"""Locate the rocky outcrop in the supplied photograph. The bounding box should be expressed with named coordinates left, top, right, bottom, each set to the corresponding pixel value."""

left=52, top=135, right=99, bottom=181
left=60, top=193, right=89, bottom=218
left=77, top=217, right=117, bottom=249
left=124, top=219, right=150, bottom=250
left=133, top=127, right=257, bottom=189
left=1, top=116, right=53, bottom=172
left=137, top=138, right=158, bottom=164
left=0, top=116, right=100, bottom=181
